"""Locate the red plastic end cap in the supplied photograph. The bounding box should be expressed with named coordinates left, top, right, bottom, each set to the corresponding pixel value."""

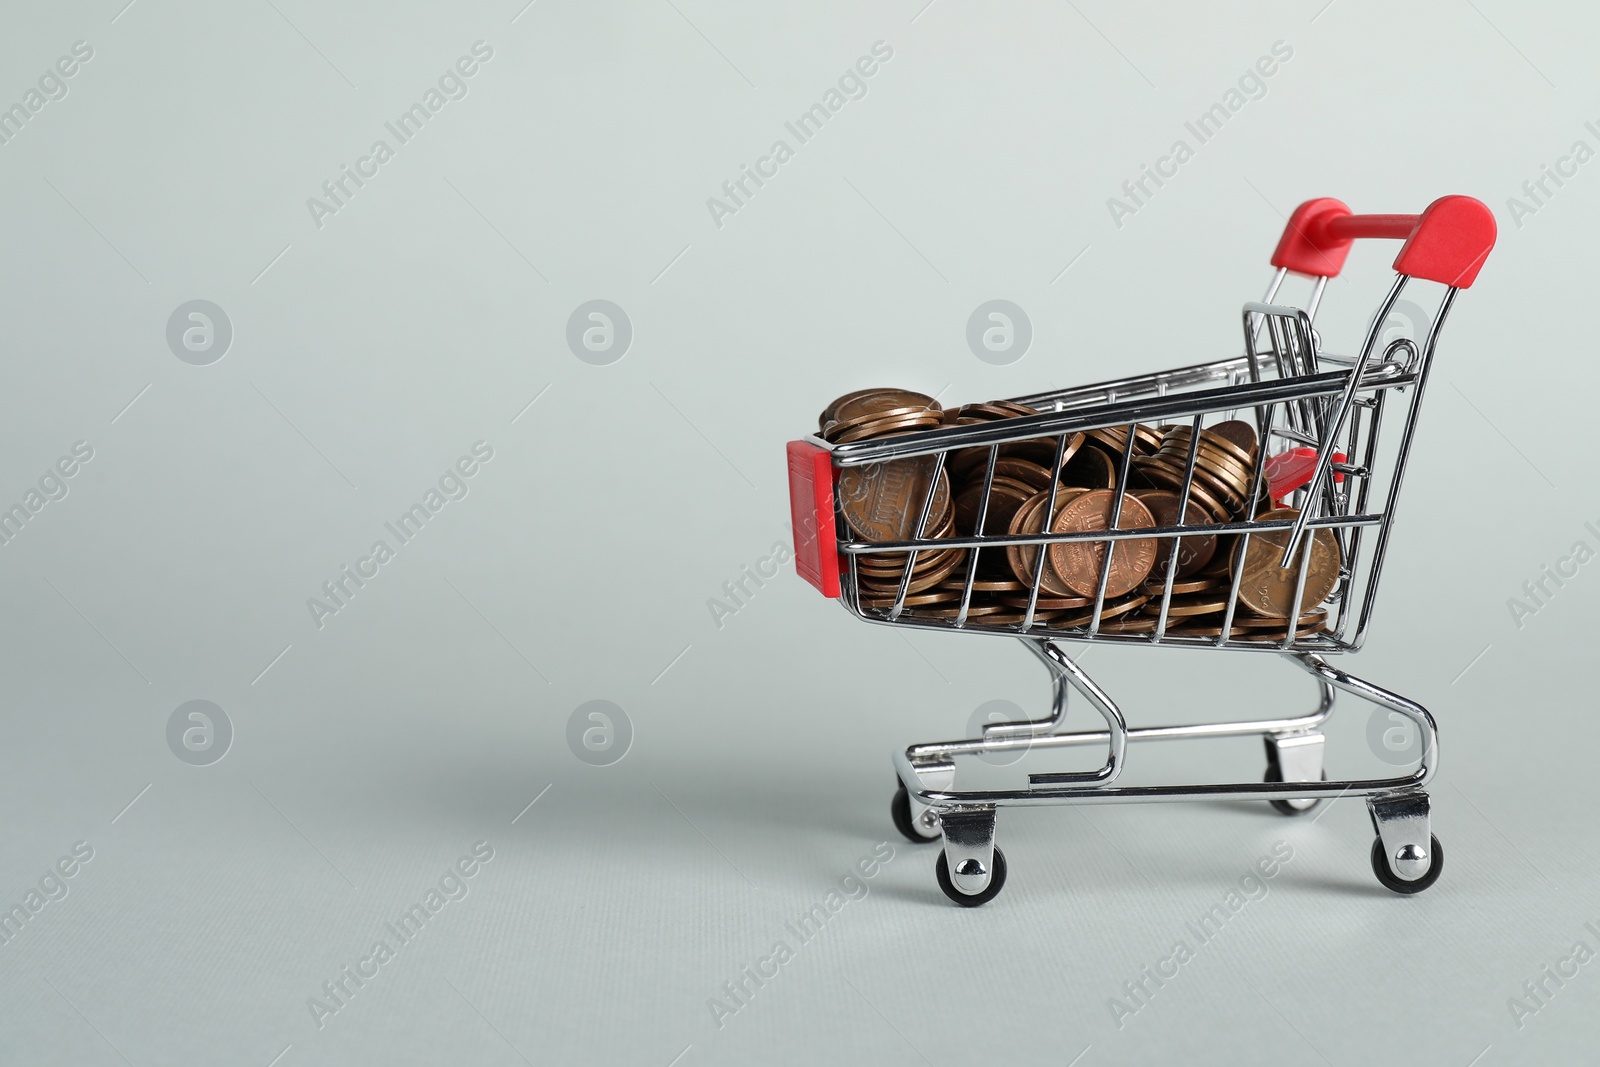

left=1271, top=198, right=1354, bottom=279
left=786, top=440, right=842, bottom=598
left=1392, top=195, right=1497, bottom=289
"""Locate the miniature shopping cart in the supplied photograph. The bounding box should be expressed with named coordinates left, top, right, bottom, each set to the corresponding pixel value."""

left=785, top=196, right=1497, bottom=905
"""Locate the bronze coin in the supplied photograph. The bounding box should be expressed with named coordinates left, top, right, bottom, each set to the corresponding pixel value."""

left=1046, top=490, right=1158, bottom=598
left=909, top=603, right=1008, bottom=619
left=1131, top=489, right=1217, bottom=577
left=941, top=578, right=1026, bottom=593
left=827, top=411, right=943, bottom=443
left=953, top=480, right=1033, bottom=537
left=831, top=389, right=939, bottom=426
left=1231, top=509, right=1341, bottom=617
left=1051, top=594, right=1152, bottom=629
left=1003, top=435, right=1081, bottom=469
left=821, top=387, right=903, bottom=428
left=1142, top=575, right=1224, bottom=596
left=993, top=457, right=1054, bottom=487
left=987, top=399, right=1041, bottom=417
left=1208, top=420, right=1259, bottom=459
left=857, top=590, right=960, bottom=608
left=838, top=459, right=951, bottom=543
left=1096, top=615, right=1161, bottom=634
left=857, top=549, right=968, bottom=594
left=1163, top=424, right=1256, bottom=470
left=1062, top=446, right=1117, bottom=488
left=1005, top=487, right=1085, bottom=596
left=1140, top=593, right=1229, bottom=617
left=1131, top=456, right=1235, bottom=521
left=997, top=593, right=1094, bottom=610
left=972, top=610, right=1064, bottom=627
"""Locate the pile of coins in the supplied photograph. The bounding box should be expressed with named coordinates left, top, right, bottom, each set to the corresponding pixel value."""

left=821, top=388, right=1342, bottom=641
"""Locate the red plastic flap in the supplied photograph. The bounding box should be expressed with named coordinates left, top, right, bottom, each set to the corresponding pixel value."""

left=1266, top=447, right=1345, bottom=502
left=1270, top=195, right=1496, bottom=288
left=786, top=440, right=841, bottom=598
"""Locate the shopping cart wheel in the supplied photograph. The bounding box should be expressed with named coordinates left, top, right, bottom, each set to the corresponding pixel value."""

left=891, top=785, right=941, bottom=843
left=935, top=846, right=1007, bottom=907
left=1262, top=767, right=1327, bottom=817
left=1370, top=834, right=1444, bottom=894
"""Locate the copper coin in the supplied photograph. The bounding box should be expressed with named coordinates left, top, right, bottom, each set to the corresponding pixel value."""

left=857, top=550, right=967, bottom=594
left=838, top=459, right=951, bottom=542
left=1231, top=508, right=1341, bottom=617
left=1096, top=615, right=1161, bottom=634
left=831, top=389, right=939, bottom=425
left=987, top=399, right=1041, bottom=417
left=1131, top=457, right=1234, bottom=521
left=973, top=611, right=1064, bottom=627
left=910, top=603, right=1008, bottom=619
left=1140, top=593, right=1229, bottom=617
left=821, top=387, right=903, bottom=428
left=993, top=457, right=1054, bottom=487
left=1142, top=575, right=1224, bottom=596
left=827, top=411, right=943, bottom=443
left=1164, top=424, right=1256, bottom=470
left=1046, top=490, right=1158, bottom=598
left=1131, top=489, right=1217, bottom=577
left=953, top=481, right=1033, bottom=538
left=1051, top=594, right=1152, bottom=629
left=1208, top=420, right=1258, bottom=458
left=997, top=593, right=1094, bottom=610
left=857, top=590, right=960, bottom=608
left=1062, top=446, right=1117, bottom=488
left=942, top=578, right=1026, bottom=593
left=1005, top=487, right=1085, bottom=596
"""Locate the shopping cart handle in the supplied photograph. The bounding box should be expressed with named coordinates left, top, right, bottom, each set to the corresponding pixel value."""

left=1271, top=195, right=1496, bottom=288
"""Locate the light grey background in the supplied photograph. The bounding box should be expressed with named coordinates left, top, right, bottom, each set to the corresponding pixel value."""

left=1, top=1, right=1595, bottom=1064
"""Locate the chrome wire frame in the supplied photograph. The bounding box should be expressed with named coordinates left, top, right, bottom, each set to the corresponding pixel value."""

left=822, top=271, right=1457, bottom=820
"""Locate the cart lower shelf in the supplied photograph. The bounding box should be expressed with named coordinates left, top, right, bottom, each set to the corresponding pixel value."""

left=890, top=643, right=1441, bottom=905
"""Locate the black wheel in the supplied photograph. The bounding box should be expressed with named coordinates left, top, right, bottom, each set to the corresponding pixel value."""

left=935, top=846, right=1008, bottom=907
left=891, top=785, right=939, bottom=844
left=1370, top=834, right=1444, bottom=894
left=1263, top=766, right=1327, bottom=817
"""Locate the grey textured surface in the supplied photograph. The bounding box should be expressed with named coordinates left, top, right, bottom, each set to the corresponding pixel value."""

left=1, top=1, right=1596, bottom=1064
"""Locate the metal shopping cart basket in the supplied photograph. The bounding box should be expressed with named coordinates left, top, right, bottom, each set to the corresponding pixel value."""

left=785, top=196, right=1497, bottom=905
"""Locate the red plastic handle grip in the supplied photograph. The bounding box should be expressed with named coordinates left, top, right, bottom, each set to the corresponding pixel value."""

left=1270, top=195, right=1496, bottom=288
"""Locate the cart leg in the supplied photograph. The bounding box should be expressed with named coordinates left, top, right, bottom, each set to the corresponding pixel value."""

left=935, top=807, right=1007, bottom=906
left=1263, top=731, right=1326, bottom=816
left=1368, top=791, right=1443, bottom=893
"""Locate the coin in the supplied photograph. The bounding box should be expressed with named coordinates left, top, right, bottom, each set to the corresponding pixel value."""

left=1141, top=575, right=1224, bottom=596
left=828, top=411, right=943, bottom=443
left=1141, top=593, right=1229, bottom=617
left=1230, top=508, right=1341, bottom=618
left=993, top=457, right=1054, bottom=487
left=831, top=389, right=939, bottom=426
left=1163, top=424, right=1257, bottom=471
left=997, top=593, right=1094, bottom=610
left=821, top=388, right=900, bottom=428
left=1062, top=446, right=1117, bottom=488
left=1046, top=489, right=1158, bottom=598
left=1131, top=489, right=1216, bottom=577
left=838, top=459, right=951, bottom=542
left=953, top=480, right=1033, bottom=538
left=857, top=590, right=961, bottom=608
left=1051, top=593, right=1152, bottom=629
left=941, top=578, right=1026, bottom=593
left=1005, top=487, right=1086, bottom=596
left=1131, top=456, right=1234, bottom=521
left=1208, top=420, right=1258, bottom=458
